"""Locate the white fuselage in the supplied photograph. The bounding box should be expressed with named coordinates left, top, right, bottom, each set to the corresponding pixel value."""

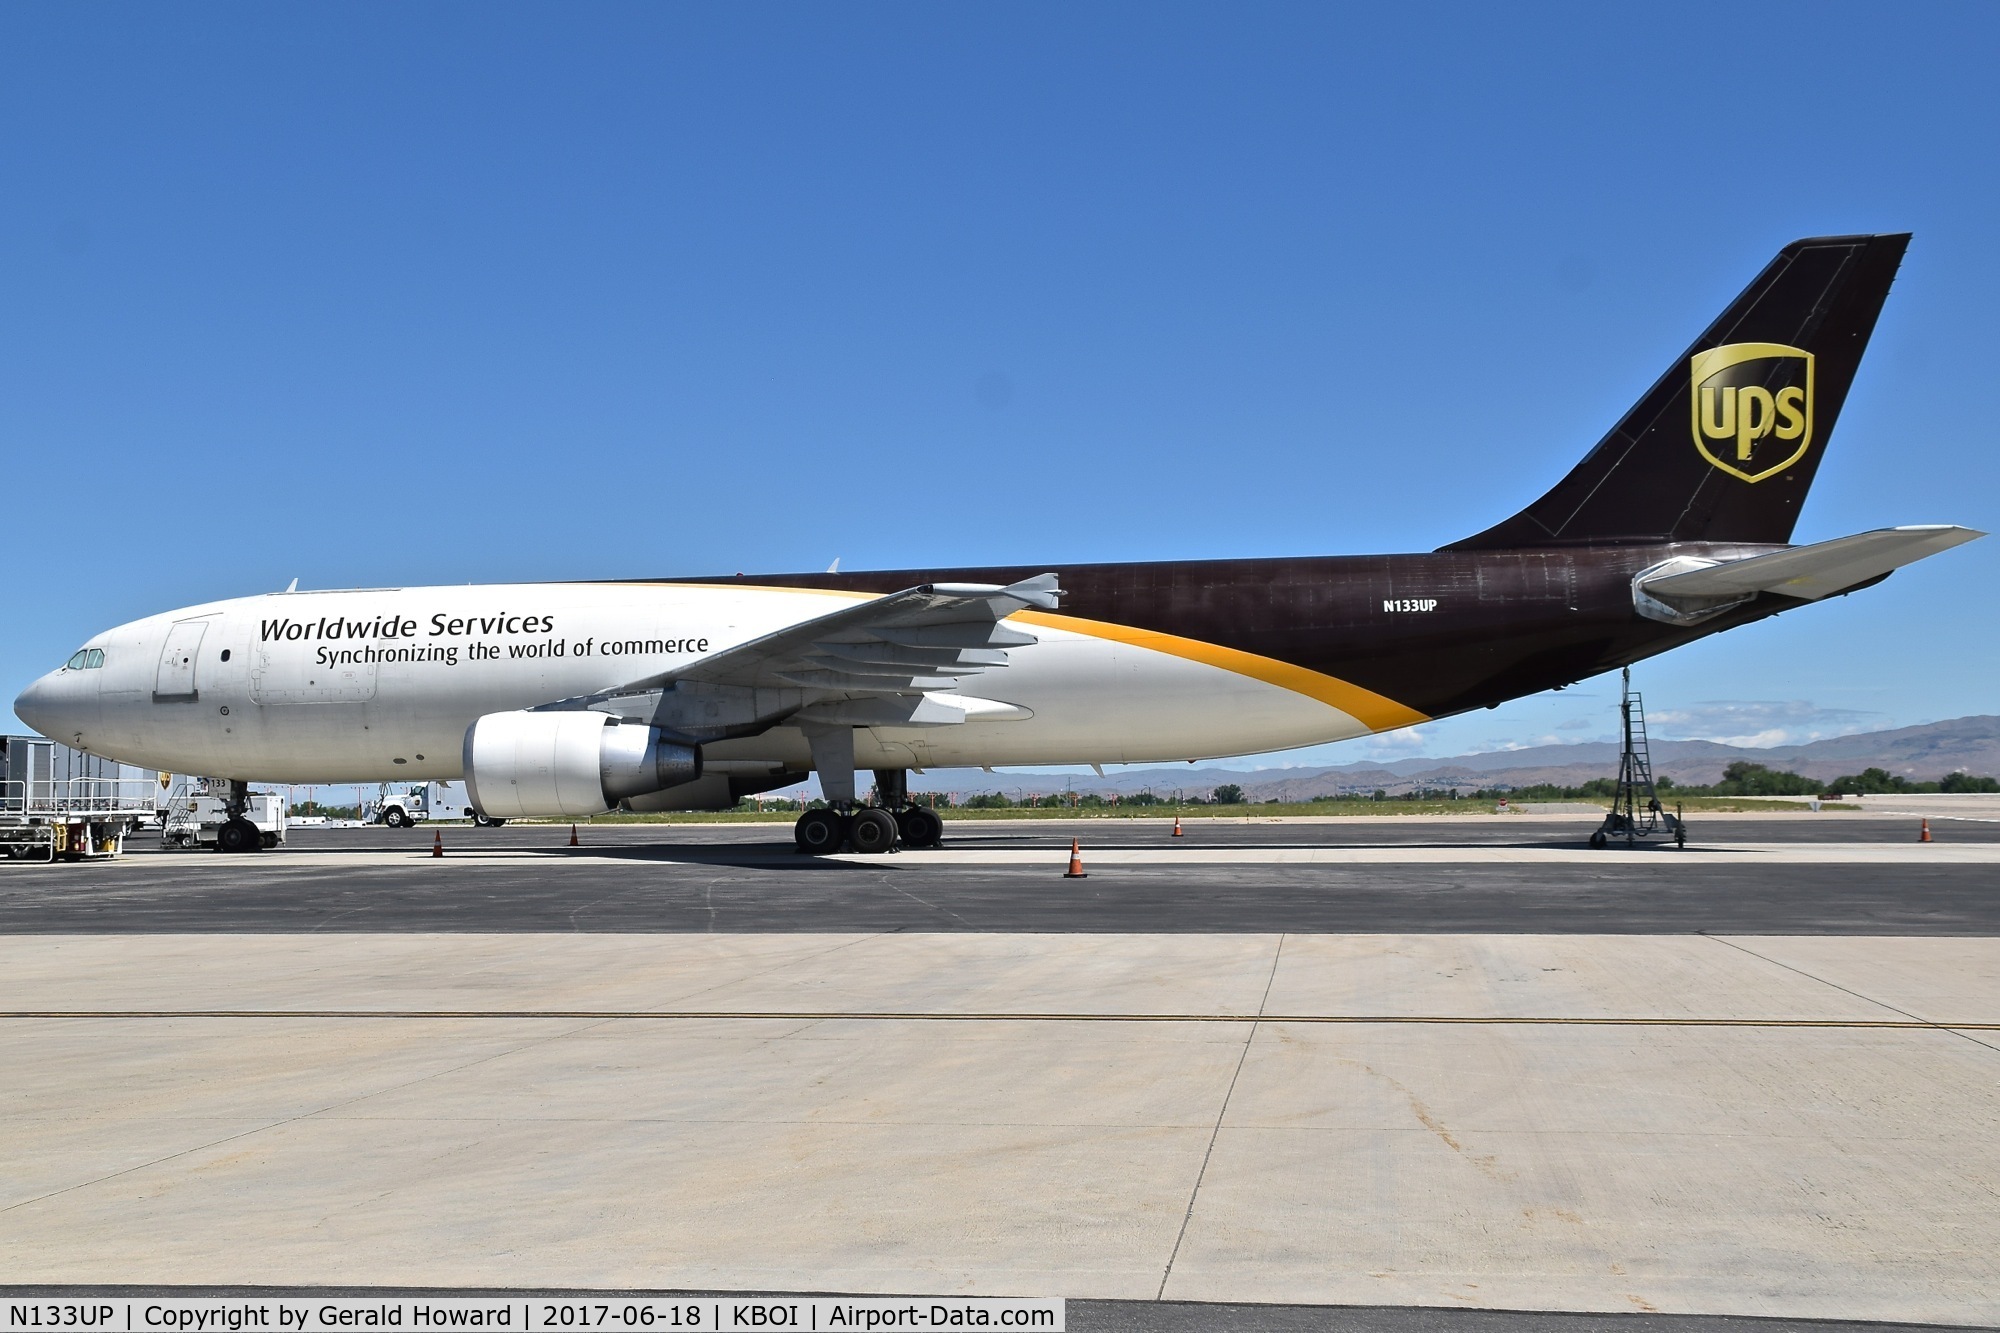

left=16, top=582, right=1374, bottom=783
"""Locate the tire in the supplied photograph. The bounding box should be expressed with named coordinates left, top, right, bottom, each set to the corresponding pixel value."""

left=385, top=808, right=412, bottom=829
left=1588, top=830, right=1608, bottom=849
left=217, top=819, right=261, bottom=853
left=897, top=806, right=944, bottom=849
left=849, top=808, right=899, bottom=854
left=795, top=808, right=847, bottom=855
left=473, top=814, right=506, bottom=828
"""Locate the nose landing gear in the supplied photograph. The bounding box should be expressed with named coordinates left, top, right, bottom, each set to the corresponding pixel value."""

left=216, top=818, right=262, bottom=853
left=217, top=779, right=263, bottom=854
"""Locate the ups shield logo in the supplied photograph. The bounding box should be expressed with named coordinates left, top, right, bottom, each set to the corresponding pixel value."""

left=1690, top=342, right=1815, bottom=483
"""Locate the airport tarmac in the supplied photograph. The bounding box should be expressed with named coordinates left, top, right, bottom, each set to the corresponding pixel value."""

left=3, top=816, right=1997, bottom=1328
left=0, top=816, right=1996, bottom=935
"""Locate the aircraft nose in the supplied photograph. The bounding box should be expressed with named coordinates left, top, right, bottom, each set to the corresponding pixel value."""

left=14, top=672, right=71, bottom=740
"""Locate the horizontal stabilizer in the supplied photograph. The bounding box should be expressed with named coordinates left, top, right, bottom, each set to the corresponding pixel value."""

left=1641, top=525, right=1983, bottom=602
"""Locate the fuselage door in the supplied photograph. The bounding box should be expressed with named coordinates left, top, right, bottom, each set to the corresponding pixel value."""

left=154, top=620, right=208, bottom=703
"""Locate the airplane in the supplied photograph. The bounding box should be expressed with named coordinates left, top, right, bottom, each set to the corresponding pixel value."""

left=13, top=232, right=1982, bottom=855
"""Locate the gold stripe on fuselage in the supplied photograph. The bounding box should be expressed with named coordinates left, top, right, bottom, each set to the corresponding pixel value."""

left=607, top=582, right=1430, bottom=733
left=1012, top=610, right=1428, bottom=732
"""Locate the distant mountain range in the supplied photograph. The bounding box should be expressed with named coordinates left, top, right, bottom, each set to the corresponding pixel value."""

left=913, top=715, right=2000, bottom=800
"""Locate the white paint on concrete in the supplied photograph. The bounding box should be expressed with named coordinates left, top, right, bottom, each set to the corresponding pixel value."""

left=1849, top=793, right=2000, bottom=820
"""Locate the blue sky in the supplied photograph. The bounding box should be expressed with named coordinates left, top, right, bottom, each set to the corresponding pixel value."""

left=4, top=2, right=1996, bottom=773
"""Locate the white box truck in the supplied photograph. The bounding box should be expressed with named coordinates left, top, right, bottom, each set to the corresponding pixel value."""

left=371, top=781, right=481, bottom=828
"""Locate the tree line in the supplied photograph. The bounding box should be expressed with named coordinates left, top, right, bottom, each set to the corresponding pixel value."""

left=1488, top=761, right=1999, bottom=801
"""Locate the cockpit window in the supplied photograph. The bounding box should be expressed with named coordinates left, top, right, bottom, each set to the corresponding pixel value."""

left=64, top=649, right=105, bottom=670
left=86, top=649, right=105, bottom=668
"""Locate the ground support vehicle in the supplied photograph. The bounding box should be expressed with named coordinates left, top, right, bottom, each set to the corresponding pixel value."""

left=368, top=781, right=482, bottom=828
left=161, top=777, right=289, bottom=851
left=1, top=734, right=157, bottom=862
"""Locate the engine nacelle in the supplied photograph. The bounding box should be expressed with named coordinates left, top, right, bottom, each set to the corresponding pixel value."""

left=462, top=711, right=700, bottom=819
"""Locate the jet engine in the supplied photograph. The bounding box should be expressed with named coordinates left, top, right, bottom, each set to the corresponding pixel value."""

left=462, top=710, right=700, bottom=819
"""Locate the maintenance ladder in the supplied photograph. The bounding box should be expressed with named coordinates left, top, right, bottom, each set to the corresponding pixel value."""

left=1594, top=668, right=1685, bottom=848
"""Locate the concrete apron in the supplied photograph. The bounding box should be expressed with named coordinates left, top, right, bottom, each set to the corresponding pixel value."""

left=124, top=841, right=2000, bottom=870
left=2, top=932, right=1996, bottom=1324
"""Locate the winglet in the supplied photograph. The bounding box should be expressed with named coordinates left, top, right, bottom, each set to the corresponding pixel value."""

left=924, top=572, right=1065, bottom=611
left=1003, top=572, right=1064, bottom=610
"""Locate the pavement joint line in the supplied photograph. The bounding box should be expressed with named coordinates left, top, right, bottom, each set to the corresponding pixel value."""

left=870, top=865, right=975, bottom=927
left=4, top=1011, right=1999, bottom=1027
left=1159, top=933, right=1282, bottom=1301
left=1706, top=934, right=2000, bottom=1056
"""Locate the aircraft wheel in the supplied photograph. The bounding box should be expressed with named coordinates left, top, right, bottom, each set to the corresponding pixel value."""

left=897, top=806, right=943, bottom=849
left=217, top=819, right=263, bottom=853
left=849, top=807, right=899, bottom=855
left=795, top=808, right=847, bottom=855
left=1588, top=829, right=1608, bottom=849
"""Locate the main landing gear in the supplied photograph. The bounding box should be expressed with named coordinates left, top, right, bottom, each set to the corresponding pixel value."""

left=790, top=754, right=944, bottom=855
left=791, top=800, right=943, bottom=854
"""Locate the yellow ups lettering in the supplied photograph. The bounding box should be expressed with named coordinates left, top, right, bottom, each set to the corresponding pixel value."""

left=1735, top=385, right=1774, bottom=460
left=1773, top=385, right=1806, bottom=440
left=1689, top=343, right=1815, bottom=483
left=1699, top=386, right=1734, bottom=440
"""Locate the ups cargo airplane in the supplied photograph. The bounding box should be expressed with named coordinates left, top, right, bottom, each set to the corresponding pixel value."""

left=13, top=233, right=1983, bottom=853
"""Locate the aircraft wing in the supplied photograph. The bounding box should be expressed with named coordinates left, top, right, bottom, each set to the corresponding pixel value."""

left=1639, top=526, right=1983, bottom=602
left=542, top=573, right=1064, bottom=733
left=622, top=572, right=1062, bottom=694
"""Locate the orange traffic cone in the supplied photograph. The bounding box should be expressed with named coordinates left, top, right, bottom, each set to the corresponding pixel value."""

left=1920, top=818, right=1932, bottom=843
left=569, top=823, right=580, bottom=847
left=1064, top=837, right=1088, bottom=879
left=1172, top=815, right=1183, bottom=838
left=432, top=828, right=444, bottom=858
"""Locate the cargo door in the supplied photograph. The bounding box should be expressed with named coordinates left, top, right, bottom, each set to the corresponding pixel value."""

left=154, top=621, right=208, bottom=702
